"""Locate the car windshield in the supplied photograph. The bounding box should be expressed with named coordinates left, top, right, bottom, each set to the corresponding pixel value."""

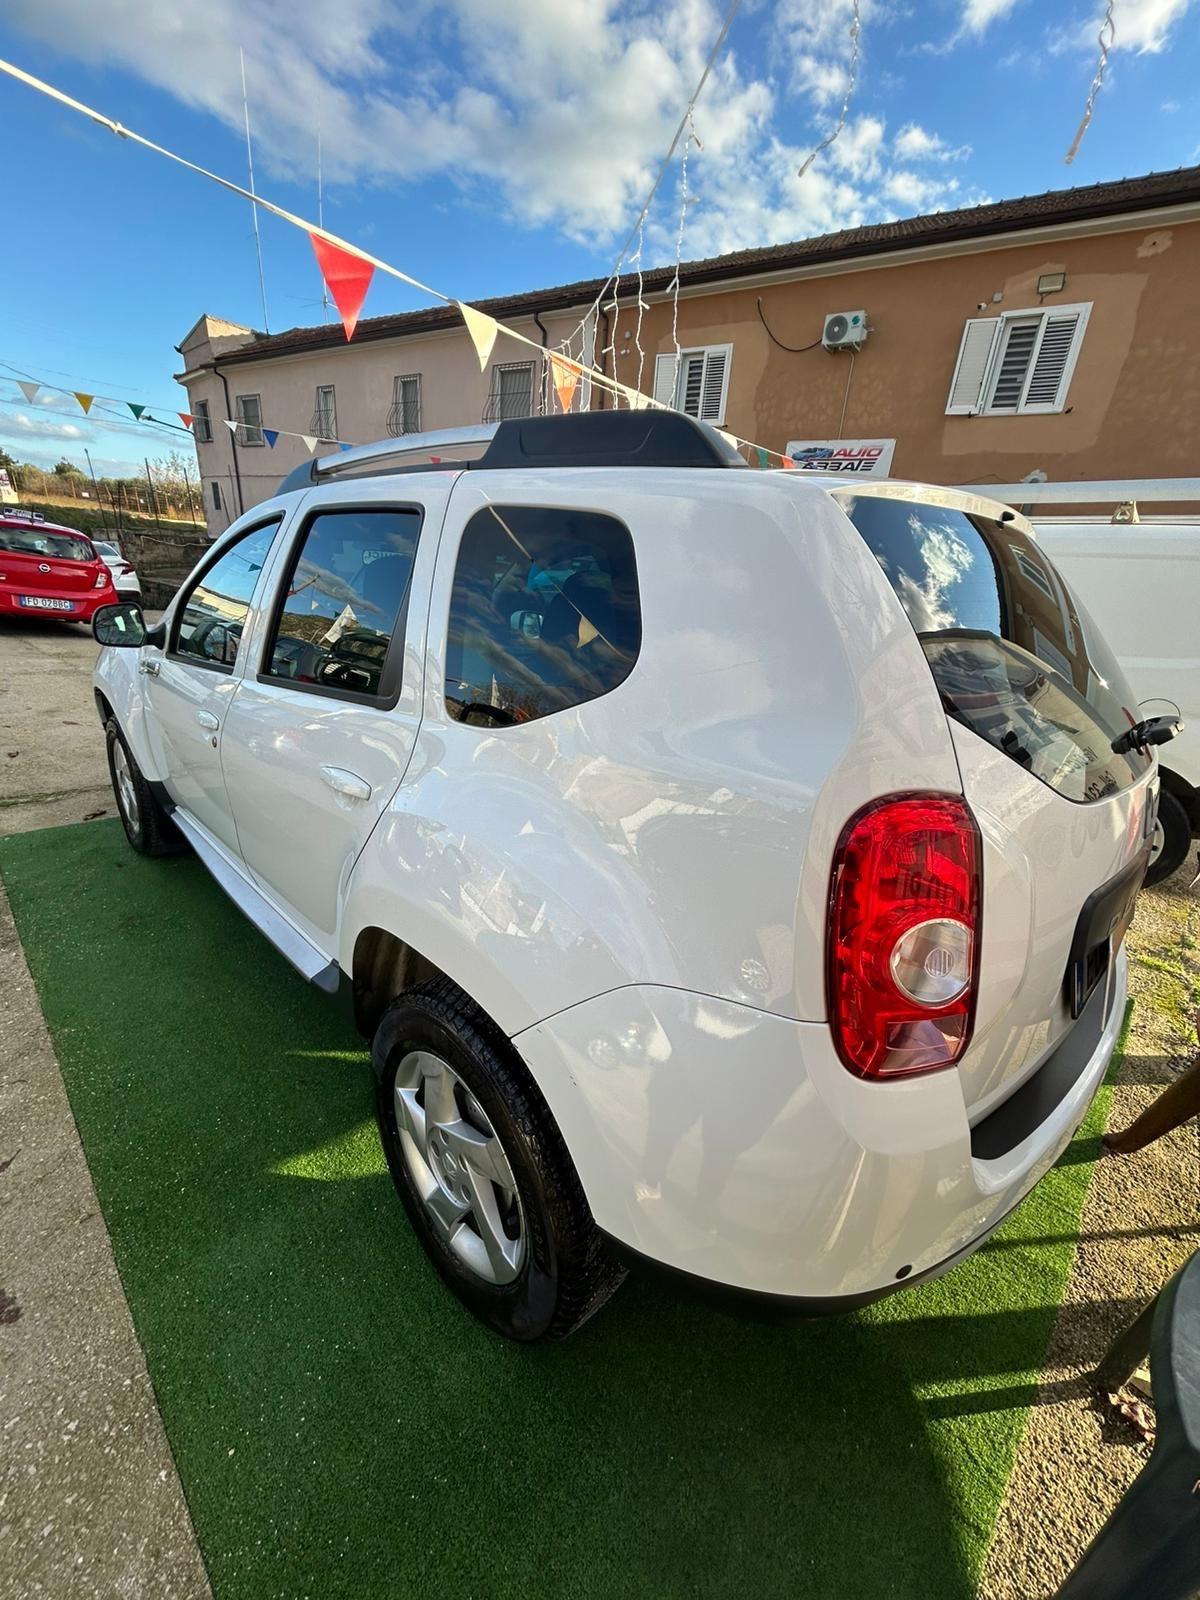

left=94, top=541, right=120, bottom=559
left=841, top=493, right=1151, bottom=803
left=0, top=526, right=94, bottom=561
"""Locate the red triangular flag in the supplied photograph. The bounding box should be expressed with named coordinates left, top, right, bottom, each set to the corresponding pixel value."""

left=179, top=413, right=193, bottom=429
left=310, top=234, right=374, bottom=341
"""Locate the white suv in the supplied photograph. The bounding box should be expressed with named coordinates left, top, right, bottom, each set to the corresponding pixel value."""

left=92, top=412, right=1158, bottom=1342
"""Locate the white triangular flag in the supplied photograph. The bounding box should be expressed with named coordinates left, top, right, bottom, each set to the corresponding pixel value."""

left=718, top=430, right=738, bottom=450
left=301, top=435, right=318, bottom=452
left=17, top=381, right=40, bottom=404
left=457, top=302, right=499, bottom=370
left=224, top=418, right=239, bottom=435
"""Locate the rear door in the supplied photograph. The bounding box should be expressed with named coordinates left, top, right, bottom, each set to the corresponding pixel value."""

left=218, top=473, right=451, bottom=951
left=836, top=487, right=1155, bottom=1116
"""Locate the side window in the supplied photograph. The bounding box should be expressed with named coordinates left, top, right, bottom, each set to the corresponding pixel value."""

left=263, top=507, right=421, bottom=701
left=444, top=505, right=640, bottom=726
left=174, top=520, right=282, bottom=670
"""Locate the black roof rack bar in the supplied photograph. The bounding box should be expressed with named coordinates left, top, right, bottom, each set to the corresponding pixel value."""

left=275, top=410, right=745, bottom=496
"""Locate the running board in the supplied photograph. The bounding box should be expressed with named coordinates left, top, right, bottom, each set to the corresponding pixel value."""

left=170, top=810, right=341, bottom=995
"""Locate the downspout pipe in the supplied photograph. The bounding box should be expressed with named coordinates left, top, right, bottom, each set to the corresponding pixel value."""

left=532, top=310, right=550, bottom=414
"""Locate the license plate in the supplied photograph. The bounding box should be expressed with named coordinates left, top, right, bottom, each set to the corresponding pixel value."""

left=19, top=595, right=73, bottom=611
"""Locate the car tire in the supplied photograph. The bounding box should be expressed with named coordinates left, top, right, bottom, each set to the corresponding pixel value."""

left=1144, top=789, right=1192, bottom=886
left=104, top=717, right=184, bottom=856
left=373, top=977, right=626, bottom=1342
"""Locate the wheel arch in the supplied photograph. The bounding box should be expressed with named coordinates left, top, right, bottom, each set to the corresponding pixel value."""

left=351, top=925, right=457, bottom=1038
left=1158, top=766, right=1200, bottom=834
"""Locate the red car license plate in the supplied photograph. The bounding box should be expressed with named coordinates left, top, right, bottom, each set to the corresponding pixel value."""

left=19, top=595, right=73, bottom=611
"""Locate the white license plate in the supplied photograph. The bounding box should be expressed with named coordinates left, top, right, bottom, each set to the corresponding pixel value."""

left=19, top=595, right=73, bottom=611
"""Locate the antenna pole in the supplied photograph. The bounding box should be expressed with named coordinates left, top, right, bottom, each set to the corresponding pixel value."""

left=317, top=112, right=330, bottom=323
left=240, top=47, right=270, bottom=333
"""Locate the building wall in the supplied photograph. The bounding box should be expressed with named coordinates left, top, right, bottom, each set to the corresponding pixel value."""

left=620, top=216, right=1200, bottom=484
left=180, top=214, right=1200, bottom=533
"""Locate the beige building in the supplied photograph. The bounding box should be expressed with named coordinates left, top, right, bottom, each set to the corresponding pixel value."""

left=177, top=165, right=1200, bottom=534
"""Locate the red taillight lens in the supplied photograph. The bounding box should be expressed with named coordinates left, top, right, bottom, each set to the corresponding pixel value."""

left=94, top=568, right=111, bottom=589
left=827, top=793, right=981, bottom=1080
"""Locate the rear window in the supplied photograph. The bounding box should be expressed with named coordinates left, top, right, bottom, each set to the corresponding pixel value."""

left=842, top=494, right=1150, bottom=803
left=0, top=526, right=93, bottom=561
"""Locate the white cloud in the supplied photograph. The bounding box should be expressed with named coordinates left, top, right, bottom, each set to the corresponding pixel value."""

left=1053, top=0, right=1194, bottom=55
left=893, top=123, right=972, bottom=161
left=958, top=0, right=1025, bottom=34
left=0, top=411, right=88, bottom=442
left=2, top=0, right=974, bottom=264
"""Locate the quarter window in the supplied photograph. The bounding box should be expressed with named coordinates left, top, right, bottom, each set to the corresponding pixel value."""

left=444, top=505, right=640, bottom=726
left=263, top=508, right=421, bottom=701
left=174, top=520, right=281, bottom=670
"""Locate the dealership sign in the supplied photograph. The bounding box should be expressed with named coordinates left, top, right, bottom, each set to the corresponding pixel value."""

left=785, top=439, right=896, bottom=476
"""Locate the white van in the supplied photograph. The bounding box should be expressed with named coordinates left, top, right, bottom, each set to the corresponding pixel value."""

left=964, top=480, right=1198, bottom=885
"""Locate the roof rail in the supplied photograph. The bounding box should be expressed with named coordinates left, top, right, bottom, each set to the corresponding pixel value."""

left=275, top=410, right=745, bottom=496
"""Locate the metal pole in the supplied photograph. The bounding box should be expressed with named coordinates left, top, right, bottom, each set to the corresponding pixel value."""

left=240, top=47, right=270, bottom=332
left=144, top=458, right=163, bottom=533
left=83, top=447, right=109, bottom=539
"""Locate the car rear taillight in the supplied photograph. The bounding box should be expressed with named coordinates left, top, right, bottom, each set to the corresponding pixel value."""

left=827, top=794, right=981, bottom=1080
left=94, top=569, right=111, bottom=588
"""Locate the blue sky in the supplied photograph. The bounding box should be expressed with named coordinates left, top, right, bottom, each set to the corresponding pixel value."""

left=0, top=0, right=1197, bottom=474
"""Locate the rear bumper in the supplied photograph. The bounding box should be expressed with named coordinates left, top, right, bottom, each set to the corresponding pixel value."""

left=514, top=950, right=1126, bottom=1303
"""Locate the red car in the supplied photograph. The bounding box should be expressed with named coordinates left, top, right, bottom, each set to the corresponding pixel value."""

left=0, top=508, right=116, bottom=622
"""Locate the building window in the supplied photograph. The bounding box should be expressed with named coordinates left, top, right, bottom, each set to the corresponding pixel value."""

left=234, top=393, right=265, bottom=446
left=483, top=362, right=535, bottom=423
left=311, top=384, right=338, bottom=441
left=444, top=504, right=641, bottom=727
left=193, top=399, right=212, bottom=443
left=652, top=346, right=732, bottom=426
left=946, top=304, right=1092, bottom=416
left=387, top=374, right=422, bottom=435
left=211, top=480, right=221, bottom=510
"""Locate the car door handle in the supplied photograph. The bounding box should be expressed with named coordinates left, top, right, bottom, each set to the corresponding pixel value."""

left=139, top=658, right=161, bottom=677
left=320, top=765, right=372, bottom=802
left=196, top=711, right=220, bottom=731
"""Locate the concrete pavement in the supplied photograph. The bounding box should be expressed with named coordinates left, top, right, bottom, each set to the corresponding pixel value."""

left=0, top=615, right=211, bottom=1599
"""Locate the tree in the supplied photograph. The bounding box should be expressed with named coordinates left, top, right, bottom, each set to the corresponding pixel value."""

left=0, top=446, right=15, bottom=472
left=53, top=458, right=85, bottom=477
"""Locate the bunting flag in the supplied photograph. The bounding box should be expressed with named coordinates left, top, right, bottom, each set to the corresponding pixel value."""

left=74, top=392, right=94, bottom=414
left=339, top=442, right=352, bottom=452
left=263, top=428, right=279, bottom=448
left=457, top=302, right=498, bottom=371
left=718, top=429, right=737, bottom=451
left=128, top=402, right=146, bottom=420
left=179, top=413, right=194, bottom=429
left=224, top=418, right=239, bottom=435
left=779, top=453, right=795, bottom=470
left=754, top=446, right=770, bottom=470
left=549, top=353, right=580, bottom=414
left=301, top=434, right=318, bottom=452
left=310, top=233, right=374, bottom=342
left=17, top=380, right=39, bottom=404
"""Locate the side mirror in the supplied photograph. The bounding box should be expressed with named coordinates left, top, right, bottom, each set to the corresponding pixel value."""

left=93, top=602, right=148, bottom=648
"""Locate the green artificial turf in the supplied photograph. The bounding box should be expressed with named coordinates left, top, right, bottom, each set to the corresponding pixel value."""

left=1, top=819, right=1126, bottom=1600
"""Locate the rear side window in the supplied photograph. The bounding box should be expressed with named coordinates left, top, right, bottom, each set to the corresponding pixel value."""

left=263, top=507, right=421, bottom=702
left=174, top=520, right=282, bottom=670
left=444, top=505, right=640, bottom=726
left=843, top=495, right=1150, bottom=803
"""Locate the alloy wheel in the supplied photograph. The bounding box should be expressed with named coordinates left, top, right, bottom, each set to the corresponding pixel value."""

left=112, top=742, right=140, bottom=831
left=393, top=1049, right=525, bottom=1285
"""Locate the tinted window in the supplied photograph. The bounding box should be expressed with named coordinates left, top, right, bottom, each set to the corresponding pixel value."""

left=444, top=505, right=640, bottom=726
left=174, top=521, right=281, bottom=669
left=843, top=495, right=1150, bottom=802
left=0, top=526, right=93, bottom=560
left=264, top=508, right=420, bottom=700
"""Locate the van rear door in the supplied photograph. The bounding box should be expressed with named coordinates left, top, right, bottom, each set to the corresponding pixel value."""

left=836, top=486, right=1154, bottom=1119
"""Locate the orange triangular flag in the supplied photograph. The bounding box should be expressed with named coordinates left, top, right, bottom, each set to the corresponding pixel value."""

left=309, top=233, right=375, bottom=341
left=74, top=392, right=94, bottom=414
left=179, top=413, right=194, bottom=429
left=549, top=354, right=580, bottom=413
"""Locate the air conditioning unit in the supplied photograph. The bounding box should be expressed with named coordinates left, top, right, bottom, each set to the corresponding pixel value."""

left=822, top=310, right=868, bottom=351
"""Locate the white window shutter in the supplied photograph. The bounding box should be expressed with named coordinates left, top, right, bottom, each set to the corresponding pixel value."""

left=653, top=353, right=677, bottom=408
left=699, top=348, right=730, bottom=424
left=946, top=318, right=999, bottom=414
left=1022, top=309, right=1088, bottom=413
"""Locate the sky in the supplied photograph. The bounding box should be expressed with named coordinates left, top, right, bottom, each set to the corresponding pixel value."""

left=0, top=0, right=1197, bottom=475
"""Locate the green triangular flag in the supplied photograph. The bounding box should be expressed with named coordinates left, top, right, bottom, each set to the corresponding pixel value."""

left=755, top=445, right=770, bottom=470
left=128, top=403, right=146, bottom=420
